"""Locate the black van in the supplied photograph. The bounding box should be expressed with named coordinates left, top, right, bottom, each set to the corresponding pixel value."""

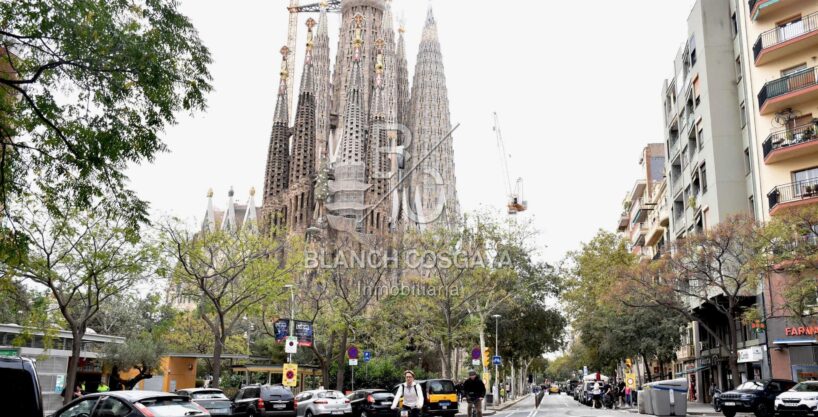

left=0, top=355, right=44, bottom=417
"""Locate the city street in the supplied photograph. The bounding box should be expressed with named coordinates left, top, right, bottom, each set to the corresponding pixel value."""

left=492, top=394, right=743, bottom=417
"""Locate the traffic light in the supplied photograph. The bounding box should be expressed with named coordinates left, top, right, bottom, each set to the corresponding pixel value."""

left=483, top=348, right=490, bottom=367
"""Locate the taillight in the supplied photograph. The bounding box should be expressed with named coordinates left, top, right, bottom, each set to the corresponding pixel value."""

left=133, top=403, right=156, bottom=417
left=367, top=395, right=374, bottom=403
left=345, top=399, right=351, bottom=404
left=258, top=398, right=266, bottom=409
left=294, top=399, right=299, bottom=408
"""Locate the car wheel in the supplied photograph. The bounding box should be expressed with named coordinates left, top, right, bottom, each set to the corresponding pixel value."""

left=362, top=411, right=368, bottom=417
left=755, top=403, right=771, bottom=417
left=306, top=410, right=314, bottom=417
left=722, top=410, right=736, bottom=417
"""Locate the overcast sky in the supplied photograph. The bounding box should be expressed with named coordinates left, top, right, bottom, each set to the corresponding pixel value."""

left=128, top=0, right=697, bottom=263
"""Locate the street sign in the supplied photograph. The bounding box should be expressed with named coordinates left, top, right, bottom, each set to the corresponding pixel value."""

left=348, top=345, right=359, bottom=359
left=283, top=363, right=298, bottom=387
left=285, top=336, right=298, bottom=354
left=363, top=351, right=371, bottom=363
left=471, top=347, right=481, bottom=360
left=349, top=359, right=358, bottom=366
left=492, top=355, right=501, bottom=365
left=471, top=359, right=480, bottom=366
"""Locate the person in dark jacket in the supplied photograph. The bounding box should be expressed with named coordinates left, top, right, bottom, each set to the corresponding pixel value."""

left=463, top=369, right=486, bottom=417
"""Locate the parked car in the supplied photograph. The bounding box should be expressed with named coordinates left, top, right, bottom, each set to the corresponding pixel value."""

left=177, top=388, right=234, bottom=416
left=774, top=380, right=818, bottom=416
left=295, top=389, right=352, bottom=417
left=48, top=390, right=211, bottom=417
left=347, top=389, right=397, bottom=417
left=718, top=379, right=796, bottom=417
left=233, top=384, right=295, bottom=417
left=0, top=355, right=43, bottom=417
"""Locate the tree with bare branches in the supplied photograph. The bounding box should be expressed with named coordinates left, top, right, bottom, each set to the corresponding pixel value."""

left=1, top=194, right=156, bottom=404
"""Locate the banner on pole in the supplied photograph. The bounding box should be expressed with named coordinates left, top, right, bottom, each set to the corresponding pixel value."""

left=283, top=363, right=298, bottom=387
left=295, top=320, right=314, bottom=346
left=274, top=319, right=290, bottom=342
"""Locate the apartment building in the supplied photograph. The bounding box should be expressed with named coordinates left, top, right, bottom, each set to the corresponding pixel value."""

left=617, top=144, right=667, bottom=260
left=735, top=0, right=818, bottom=383
left=661, top=0, right=763, bottom=400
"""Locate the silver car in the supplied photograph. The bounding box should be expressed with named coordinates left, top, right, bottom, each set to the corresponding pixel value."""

left=295, top=390, right=352, bottom=417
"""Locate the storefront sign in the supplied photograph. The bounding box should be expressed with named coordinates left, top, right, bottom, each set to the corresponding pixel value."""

left=785, top=326, right=818, bottom=336
left=738, top=347, right=763, bottom=363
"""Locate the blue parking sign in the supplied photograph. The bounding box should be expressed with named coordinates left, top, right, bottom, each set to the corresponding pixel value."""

left=492, top=355, right=501, bottom=365
left=363, top=351, right=372, bottom=362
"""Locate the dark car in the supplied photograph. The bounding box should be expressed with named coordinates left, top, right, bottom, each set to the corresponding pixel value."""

left=0, top=355, right=43, bottom=417
left=717, top=379, right=796, bottom=417
left=177, top=388, right=234, bottom=416
left=233, top=384, right=296, bottom=417
left=347, top=389, right=397, bottom=417
left=48, top=390, right=210, bottom=417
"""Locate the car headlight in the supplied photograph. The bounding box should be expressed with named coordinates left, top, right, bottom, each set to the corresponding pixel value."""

left=805, top=396, right=818, bottom=401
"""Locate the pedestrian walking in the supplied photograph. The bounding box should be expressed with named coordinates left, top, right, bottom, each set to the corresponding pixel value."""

left=391, top=370, right=424, bottom=417
left=624, top=386, right=632, bottom=406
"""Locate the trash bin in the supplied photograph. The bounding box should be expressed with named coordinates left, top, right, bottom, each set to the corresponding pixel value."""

left=485, top=393, right=493, bottom=405
left=638, top=389, right=653, bottom=415
left=648, top=379, right=688, bottom=416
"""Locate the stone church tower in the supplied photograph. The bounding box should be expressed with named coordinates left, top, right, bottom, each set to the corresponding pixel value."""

left=261, top=1, right=460, bottom=237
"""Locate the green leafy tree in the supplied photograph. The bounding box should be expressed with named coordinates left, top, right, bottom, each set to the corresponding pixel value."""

left=160, top=222, right=293, bottom=388
left=2, top=194, right=156, bottom=404
left=0, top=0, right=212, bottom=230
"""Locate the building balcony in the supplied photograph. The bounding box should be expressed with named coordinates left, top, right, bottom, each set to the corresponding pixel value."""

left=630, top=222, right=647, bottom=247
left=768, top=178, right=818, bottom=215
left=676, top=344, right=695, bottom=361
left=762, top=122, right=818, bottom=163
left=645, top=220, right=664, bottom=247
left=753, top=12, right=818, bottom=65
left=617, top=211, right=629, bottom=232
left=630, top=198, right=654, bottom=224
left=758, top=67, right=818, bottom=115
left=749, top=0, right=800, bottom=21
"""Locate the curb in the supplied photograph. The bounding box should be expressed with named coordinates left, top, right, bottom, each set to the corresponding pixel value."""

left=454, top=394, right=530, bottom=417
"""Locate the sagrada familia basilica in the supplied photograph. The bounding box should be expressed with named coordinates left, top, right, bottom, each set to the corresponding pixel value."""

left=204, top=0, right=459, bottom=239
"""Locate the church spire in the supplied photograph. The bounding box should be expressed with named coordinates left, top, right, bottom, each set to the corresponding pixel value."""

left=407, top=5, right=460, bottom=229
left=313, top=1, right=332, bottom=167
left=262, top=46, right=292, bottom=228
left=338, top=14, right=366, bottom=166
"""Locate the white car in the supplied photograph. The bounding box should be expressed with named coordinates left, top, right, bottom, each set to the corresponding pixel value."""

left=775, top=381, right=818, bottom=415
left=295, top=389, right=353, bottom=417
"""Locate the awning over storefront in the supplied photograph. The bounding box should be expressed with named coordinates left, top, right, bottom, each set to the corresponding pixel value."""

left=676, top=365, right=709, bottom=377
left=773, top=338, right=818, bottom=346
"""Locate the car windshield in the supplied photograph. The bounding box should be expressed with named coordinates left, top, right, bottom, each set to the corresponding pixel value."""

left=318, top=391, right=345, bottom=399
left=372, top=393, right=394, bottom=400
left=192, top=391, right=228, bottom=400
left=736, top=381, right=764, bottom=391
left=429, top=381, right=455, bottom=394
left=792, top=382, right=818, bottom=392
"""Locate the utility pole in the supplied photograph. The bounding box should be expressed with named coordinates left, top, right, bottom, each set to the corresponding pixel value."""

left=284, top=284, right=295, bottom=363
left=492, top=314, right=501, bottom=404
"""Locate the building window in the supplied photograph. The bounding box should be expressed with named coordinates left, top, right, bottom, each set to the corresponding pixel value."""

left=731, top=13, right=738, bottom=38
left=744, top=149, right=751, bottom=176
left=735, top=56, right=742, bottom=82
left=697, top=123, right=704, bottom=150
left=700, top=163, right=708, bottom=194
left=739, top=102, right=747, bottom=128
left=689, top=35, right=697, bottom=66
left=749, top=196, right=755, bottom=219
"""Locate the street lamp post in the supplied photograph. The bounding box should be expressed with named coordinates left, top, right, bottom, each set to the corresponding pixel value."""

left=284, top=284, right=295, bottom=363
left=492, top=314, right=501, bottom=404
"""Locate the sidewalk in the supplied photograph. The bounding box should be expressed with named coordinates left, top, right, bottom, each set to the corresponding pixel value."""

left=454, top=394, right=530, bottom=417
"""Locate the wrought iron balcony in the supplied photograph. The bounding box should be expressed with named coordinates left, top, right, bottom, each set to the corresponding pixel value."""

left=753, top=12, right=818, bottom=65
left=762, top=122, right=818, bottom=163
left=758, top=67, right=818, bottom=115
left=768, top=178, right=818, bottom=215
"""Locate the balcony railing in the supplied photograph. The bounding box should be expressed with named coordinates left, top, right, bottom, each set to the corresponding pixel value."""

left=759, top=67, right=818, bottom=112
left=762, top=122, right=818, bottom=160
left=768, top=177, right=818, bottom=212
left=753, top=12, right=818, bottom=62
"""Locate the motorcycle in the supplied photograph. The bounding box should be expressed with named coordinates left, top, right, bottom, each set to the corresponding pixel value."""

left=712, top=388, right=722, bottom=412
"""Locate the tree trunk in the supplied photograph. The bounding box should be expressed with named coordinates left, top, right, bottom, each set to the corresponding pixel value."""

left=212, top=333, right=224, bottom=388
left=321, top=330, right=336, bottom=388
left=64, top=327, right=85, bottom=405
left=439, top=340, right=449, bottom=378
left=641, top=353, right=652, bottom=383
left=335, top=328, right=348, bottom=391
left=727, top=313, right=741, bottom=387
left=122, top=367, right=153, bottom=390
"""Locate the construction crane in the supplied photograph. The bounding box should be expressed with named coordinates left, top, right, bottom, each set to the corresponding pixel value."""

left=285, top=0, right=341, bottom=116
left=492, top=112, right=527, bottom=215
